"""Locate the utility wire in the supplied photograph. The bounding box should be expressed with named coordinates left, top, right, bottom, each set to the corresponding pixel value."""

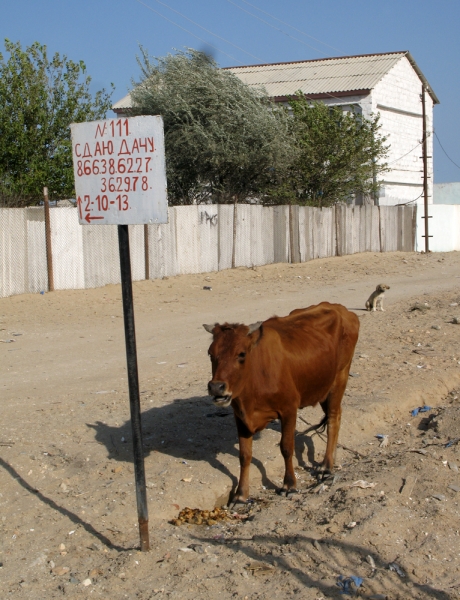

left=153, top=0, right=263, bottom=62
left=237, top=0, right=342, bottom=53
left=434, top=131, right=460, bottom=171
left=135, top=0, right=242, bottom=64
left=387, top=134, right=431, bottom=166
left=226, top=0, right=331, bottom=57
left=395, top=192, right=423, bottom=206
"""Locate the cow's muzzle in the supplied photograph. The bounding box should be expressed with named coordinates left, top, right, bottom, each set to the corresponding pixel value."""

left=208, top=381, right=232, bottom=407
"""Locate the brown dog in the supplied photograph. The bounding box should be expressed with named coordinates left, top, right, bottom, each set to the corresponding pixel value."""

left=365, top=284, right=390, bottom=312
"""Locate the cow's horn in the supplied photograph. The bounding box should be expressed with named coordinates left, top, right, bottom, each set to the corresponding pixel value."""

left=203, top=323, right=215, bottom=334
left=247, top=321, right=263, bottom=335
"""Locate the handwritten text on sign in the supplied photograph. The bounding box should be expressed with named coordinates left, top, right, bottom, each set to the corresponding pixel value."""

left=70, top=116, right=168, bottom=225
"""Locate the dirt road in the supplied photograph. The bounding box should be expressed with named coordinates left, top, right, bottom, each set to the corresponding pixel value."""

left=1, top=250, right=460, bottom=599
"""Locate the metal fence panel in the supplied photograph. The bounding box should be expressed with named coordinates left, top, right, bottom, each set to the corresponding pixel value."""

left=26, top=207, right=48, bottom=294
left=273, top=205, right=289, bottom=263
left=234, top=204, right=251, bottom=267
left=198, top=205, right=219, bottom=273
left=148, top=210, right=178, bottom=279
left=129, top=224, right=146, bottom=282
left=82, top=225, right=120, bottom=288
left=175, top=206, right=201, bottom=275
left=336, top=205, right=354, bottom=256
left=310, top=207, right=335, bottom=259
left=260, top=206, right=275, bottom=266
left=379, top=206, right=398, bottom=252
left=0, top=208, right=28, bottom=297
left=362, top=205, right=380, bottom=252
left=217, top=204, right=234, bottom=271
left=50, top=207, right=84, bottom=290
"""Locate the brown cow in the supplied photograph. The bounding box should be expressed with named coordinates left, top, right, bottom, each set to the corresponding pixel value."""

left=203, top=302, right=359, bottom=502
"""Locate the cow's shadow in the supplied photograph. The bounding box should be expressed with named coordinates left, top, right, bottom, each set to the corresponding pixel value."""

left=88, top=395, right=321, bottom=497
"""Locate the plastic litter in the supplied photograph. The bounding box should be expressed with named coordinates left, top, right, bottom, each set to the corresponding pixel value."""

left=388, top=562, right=405, bottom=577
left=432, top=493, right=446, bottom=501
left=445, top=438, right=460, bottom=448
left=376, top=434, right=389, bottom=448
left=366, top=555, right=376, bottom=569
left=336, top=575, right=363, bottom=595
left=351, top=480, right=376, bottom=489
left=411, top=406, right=431, bottom=417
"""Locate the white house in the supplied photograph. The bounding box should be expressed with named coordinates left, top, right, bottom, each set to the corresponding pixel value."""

left=113, top=51, right=438, bottom=206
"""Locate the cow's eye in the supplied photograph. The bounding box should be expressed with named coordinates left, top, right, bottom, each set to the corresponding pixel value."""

left=238, top=352, right=246, bottom=361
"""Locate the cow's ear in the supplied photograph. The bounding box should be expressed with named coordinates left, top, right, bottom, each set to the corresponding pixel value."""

left=247, top=321, right=263, bottom=335
left=203, top=323, right=215, bottom=334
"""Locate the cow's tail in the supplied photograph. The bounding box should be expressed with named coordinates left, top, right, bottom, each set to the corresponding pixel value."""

left=299, top=414, right=328, bottom=436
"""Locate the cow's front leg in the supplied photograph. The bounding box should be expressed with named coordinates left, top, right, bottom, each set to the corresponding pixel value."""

left=278, top=412, right=297, bottom=495
left=233, top=416, right=253, bottom=503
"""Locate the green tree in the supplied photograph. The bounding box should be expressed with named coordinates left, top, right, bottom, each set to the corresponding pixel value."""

left=272, top=96, right=389, bottom=207
left=130, top=48, right=293, bottom=205
left=0, top=39, right=113, bottom=205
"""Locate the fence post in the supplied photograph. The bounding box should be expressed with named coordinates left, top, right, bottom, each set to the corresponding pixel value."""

left=43, top=187, right=54, bottom=292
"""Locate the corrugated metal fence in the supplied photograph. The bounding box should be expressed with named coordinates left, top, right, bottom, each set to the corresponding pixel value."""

left=0, top=204, right=416, bottom=298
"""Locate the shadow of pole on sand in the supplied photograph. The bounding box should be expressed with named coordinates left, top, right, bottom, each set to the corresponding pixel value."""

left=0, top=457, right=129, bottom=551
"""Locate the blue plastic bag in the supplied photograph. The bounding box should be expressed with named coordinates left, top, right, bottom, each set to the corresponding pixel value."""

left=337, top=575, right=363, bottom=594
left=411, top=405, right=431, bottom=417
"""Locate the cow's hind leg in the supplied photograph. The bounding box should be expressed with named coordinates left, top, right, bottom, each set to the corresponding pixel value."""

left=278, top=411, right=298, bottom=496
left=317, top=368, right=349, bottom=480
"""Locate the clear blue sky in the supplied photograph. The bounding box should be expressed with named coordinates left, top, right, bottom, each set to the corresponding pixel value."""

left=2, top=0, right=460, bottom=183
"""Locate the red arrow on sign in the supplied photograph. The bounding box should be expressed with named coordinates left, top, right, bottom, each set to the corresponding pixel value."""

left=77, top=197, right=82, bottom=220
left=85, top=213, right=104, bottom=223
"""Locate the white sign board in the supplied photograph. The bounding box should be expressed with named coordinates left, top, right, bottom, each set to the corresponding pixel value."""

left=70, top=116, right=168, bottom=225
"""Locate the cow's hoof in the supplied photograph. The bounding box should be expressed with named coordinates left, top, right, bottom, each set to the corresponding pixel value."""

left=229, top=497, right=248, bottom=509
left=316, top=470, right=333, bottom=482
left=276, top=487, right=298, bottom=497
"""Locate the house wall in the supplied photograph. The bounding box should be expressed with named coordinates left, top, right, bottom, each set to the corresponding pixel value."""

left=279, top=57, right=435, bottom=207
left=372, top=56, right=433, bottom=206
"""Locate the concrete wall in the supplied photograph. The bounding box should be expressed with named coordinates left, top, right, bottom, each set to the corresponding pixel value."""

left=415, top=203, right=460, bottom=252
left=433, top=182, right=460, bottom=205
left=2, top=203, right=454, bottom=299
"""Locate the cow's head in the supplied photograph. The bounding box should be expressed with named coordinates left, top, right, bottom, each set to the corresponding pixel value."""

left=203, top=321, right=263, bottom=407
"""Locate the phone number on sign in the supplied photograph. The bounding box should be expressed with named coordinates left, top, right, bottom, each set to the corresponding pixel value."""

left=100, top=176, right=149, bottom=193
left=76, top=157, right=152, bottom=176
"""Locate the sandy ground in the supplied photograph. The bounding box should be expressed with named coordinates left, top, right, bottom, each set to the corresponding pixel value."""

left=1, top=250, right=460, bottom=599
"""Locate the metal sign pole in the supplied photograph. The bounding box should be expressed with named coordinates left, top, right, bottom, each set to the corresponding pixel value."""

left=70, top=116, right=168, bottom=553
left=118, top=224, right=150, bottom=552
